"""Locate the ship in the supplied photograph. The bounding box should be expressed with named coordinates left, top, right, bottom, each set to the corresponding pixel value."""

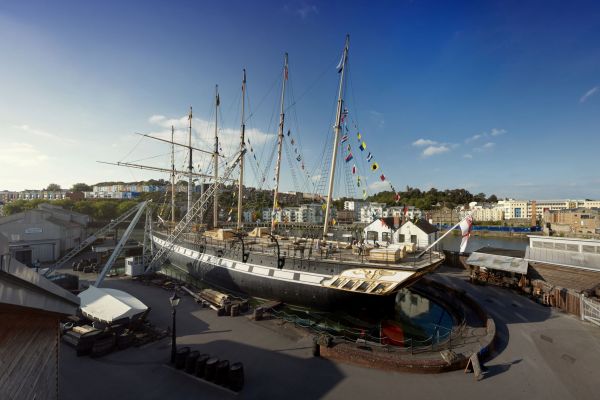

left=143, top=36, right=453, bottom=309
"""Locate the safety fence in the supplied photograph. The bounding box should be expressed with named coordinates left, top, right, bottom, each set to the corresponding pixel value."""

left=267, top=307, right=466, bottom=354
left=581, top=295, right=600, bottom=327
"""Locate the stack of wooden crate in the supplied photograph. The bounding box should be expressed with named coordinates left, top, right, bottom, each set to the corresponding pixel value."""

left=368, top=247, right=404, bottom=262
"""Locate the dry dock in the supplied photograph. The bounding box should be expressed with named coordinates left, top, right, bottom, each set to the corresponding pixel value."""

left=58, top=266, right=600, bottom=400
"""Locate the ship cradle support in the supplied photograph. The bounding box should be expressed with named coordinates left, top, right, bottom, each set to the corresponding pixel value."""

left=152, top=236, right=442, bottom=308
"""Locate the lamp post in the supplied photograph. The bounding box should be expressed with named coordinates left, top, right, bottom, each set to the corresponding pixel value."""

left=169, top=291, right=181, bottom=364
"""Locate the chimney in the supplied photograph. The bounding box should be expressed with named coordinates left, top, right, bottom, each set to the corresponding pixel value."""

left=394, top=215, right=400, bottom=229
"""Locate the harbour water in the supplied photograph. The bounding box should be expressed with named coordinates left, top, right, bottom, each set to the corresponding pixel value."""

left=280, top=226, right=530, bottom=253
left=278, top=288, right=453, bottom=347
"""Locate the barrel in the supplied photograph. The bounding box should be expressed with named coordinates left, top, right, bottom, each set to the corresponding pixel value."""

left=194, top=354, right=210, bottom=378
left=185, top=350, right=200, bottom=374
left=215, top=360, right=230, bottom=385
left=204, top=357, right=219, bottom=381
left=217, top=307, right=226, bottom=316
left=240, top=300, right=249, bottom=313
left=225, top=302, right=232, bottom=315
left=253, top=307, right=264, bottom=321
left=175, top=346, right=191, bottom=369
left=230, top=304, right=239, bottom=317
left=228, top=362, right=244, bottom=392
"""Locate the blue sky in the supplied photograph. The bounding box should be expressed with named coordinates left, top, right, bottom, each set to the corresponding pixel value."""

left=1, top=0, right=599, bottom=199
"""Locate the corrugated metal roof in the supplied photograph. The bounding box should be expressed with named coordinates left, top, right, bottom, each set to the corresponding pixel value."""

left=466, top=252, right=528, bottom=274
left=474, top=246, right=526, bottom=258
left=525, top=246, right=600, bottom=272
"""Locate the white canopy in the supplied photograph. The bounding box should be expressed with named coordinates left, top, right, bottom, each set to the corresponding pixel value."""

left=78, top=286, right=148, bottom=323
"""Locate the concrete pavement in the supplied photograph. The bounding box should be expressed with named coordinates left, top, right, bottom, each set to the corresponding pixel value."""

left=59, top=268, right=600, bottom=399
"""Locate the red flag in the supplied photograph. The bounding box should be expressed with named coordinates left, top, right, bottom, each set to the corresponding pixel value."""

left=380, top=174, right=385, bottom=181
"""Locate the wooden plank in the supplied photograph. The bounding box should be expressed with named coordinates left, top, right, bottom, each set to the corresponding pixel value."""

left=0, top=312, right=58, bottom=400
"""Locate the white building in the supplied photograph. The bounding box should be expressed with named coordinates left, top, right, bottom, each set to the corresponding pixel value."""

left=344, top=200, right=366, bottom=220
left=297, top=203, right=324, bottom=224
left=393, top=220, right=439, bottom=249
left=360, top=202, right=386, bottom=223
left=465, top=204, right=505, bottom=222
left=362, top=218, right=439, bottom=249
left=363, top=217, right=402, bottom=245
left=497, top=199, right=598, bottom=220
left=385, top=206, right=423, bottom=220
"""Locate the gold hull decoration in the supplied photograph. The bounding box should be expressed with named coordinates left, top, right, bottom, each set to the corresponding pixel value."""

left=321, top=268, right=418, bottom=296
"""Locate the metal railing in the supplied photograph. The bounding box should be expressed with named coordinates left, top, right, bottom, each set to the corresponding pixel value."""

left=158, top=230, right=445, bottom=269
left=268, top=307, right=466, bottom=353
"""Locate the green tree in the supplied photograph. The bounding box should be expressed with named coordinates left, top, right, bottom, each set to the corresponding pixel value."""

left=3, top=200, right=27, bottom=215
left=46, top=183, right=61, bottom=191
left=71, top=183, right=92, bottom=192
left=117, top=200, right=138, bottom=216
left=73, top=201, right=95, bottom=216
left=92, top=201, right=118, bottom=220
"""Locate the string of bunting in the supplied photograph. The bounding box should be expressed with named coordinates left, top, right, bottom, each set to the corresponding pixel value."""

left=341, top=112, right=401, bottom=203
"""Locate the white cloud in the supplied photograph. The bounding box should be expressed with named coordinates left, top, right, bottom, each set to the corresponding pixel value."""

left=297, top=3, right=318, bottom=19
left=465, top=128, right=506, bottom=143
left=463, top=153, right=473, bottom=159
left=422, top=145, right=450, bottom=157
left=0, top=142, right=49, bottom=167
left=369, top=110, right=385, bottom=128
left=580, top=86, right=598, bottom=103
left=465, top=134, right=482, bottom=143
left=148, top=115, right=166, bottom=124
left=368, top=180, right=388, bottom=191
left=474, top=142, right=495, bottom=152
left=412, top=138, right=438, bottom=147
left=147, top=113, right=275, bottom=157
left=13, top=124, right=77, bottom=144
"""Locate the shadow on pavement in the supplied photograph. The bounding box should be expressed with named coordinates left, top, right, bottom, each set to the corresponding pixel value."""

left=482, top=358, right=522, bottom=379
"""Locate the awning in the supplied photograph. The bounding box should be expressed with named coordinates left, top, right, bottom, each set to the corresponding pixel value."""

left=78, top=286, right=148, bottom=323
left=466, top=252, right=528, bottom=274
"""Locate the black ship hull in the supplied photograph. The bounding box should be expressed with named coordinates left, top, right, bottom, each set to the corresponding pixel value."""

left=153, top=234, right=442, bottom=310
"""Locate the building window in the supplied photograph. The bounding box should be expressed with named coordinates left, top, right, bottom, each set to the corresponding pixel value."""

left=398, top=234, right=405, bottom=242
left=382, top=232, right=390, bottom=242
left=367, top=231, right=378, bottom=242
left=411, top=235, right=417, bottom=244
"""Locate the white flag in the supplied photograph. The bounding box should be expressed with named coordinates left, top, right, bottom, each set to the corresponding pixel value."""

left=459, top=215, right=473, bottom=253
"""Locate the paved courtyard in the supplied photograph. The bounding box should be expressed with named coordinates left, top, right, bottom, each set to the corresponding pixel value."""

left=60, top=268, right=600, bottom=399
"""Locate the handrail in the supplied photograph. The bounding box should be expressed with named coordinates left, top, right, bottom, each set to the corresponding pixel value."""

left=153, top=230, right=444, bottom=269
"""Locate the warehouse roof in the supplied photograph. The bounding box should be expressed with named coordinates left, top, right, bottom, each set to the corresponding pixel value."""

left=0, top=234, right=79, bottom=315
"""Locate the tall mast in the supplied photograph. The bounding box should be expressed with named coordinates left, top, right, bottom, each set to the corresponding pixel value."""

left=187, top=106, right=193, bottom=223
left=171, top=125, right=176, bottom=224
left=237, top=69, right=247, bottom=230
left=323, top=35, right=349, bottom=238
left=213, top=85, right=220, bottom=228
left=271, top=53, right=289, bottom=232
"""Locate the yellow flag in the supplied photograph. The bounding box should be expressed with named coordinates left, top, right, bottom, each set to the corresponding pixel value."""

left=371, top=162, right=379, bottom=171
